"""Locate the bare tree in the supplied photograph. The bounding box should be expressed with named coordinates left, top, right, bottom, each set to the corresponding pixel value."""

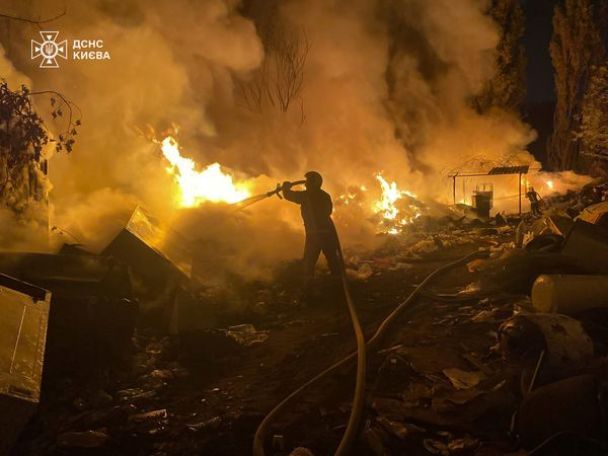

left=235, top=26, right=309, bottom=119
left=234, top=59, right=272, bottom=113
left=273, top=29, right=309, bottom=113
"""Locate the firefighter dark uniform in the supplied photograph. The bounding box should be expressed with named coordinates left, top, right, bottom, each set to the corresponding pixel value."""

left=526, top=187, right=542, bottom=216
left=282, top=171, right=342, bottom=278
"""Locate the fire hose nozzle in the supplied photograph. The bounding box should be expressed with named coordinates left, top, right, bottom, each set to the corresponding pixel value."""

left=265, top=180, right=306, bottom=200
left=267, top=183, right=283, bottom=199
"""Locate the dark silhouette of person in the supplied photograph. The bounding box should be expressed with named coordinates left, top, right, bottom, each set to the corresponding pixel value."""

left=282, top=171, right=342, bottom=279
left=526, top=187, right=542, bottom=216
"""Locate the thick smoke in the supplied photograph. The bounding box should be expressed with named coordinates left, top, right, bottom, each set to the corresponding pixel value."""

left=0, top=43, right=51, bottom=251
left=0, top=0, right=557, bottom=280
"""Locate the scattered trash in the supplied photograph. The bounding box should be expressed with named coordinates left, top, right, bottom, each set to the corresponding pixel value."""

left=187, top=416, right=221, bottom=432
left=57, top=430, right=109, bottom=448
left=12, top=179, right=608, bottom=455
left=447, top=435, right=479, bottom=452
left=495, top=213, right=508, bottom=225
left=497, top=313, right=594, bottom=366
left=423, top=433, right=479, bottom=455
left=466, top=259, right=488, bottom=273
left=457, top=282, right=482, bottom=296
left=117, top=388, right=157, bottom=401
left=471, top=308, right=501, bottom=323
left=226, top=324, right=269, bottom=346
left=435, top=388, right=484, bottom=408
left=150, top=369, right=175, bottom=380
left=423, top=438, right=449, bottom=455
left=442, top=368, right=485, bottom=390
left=410, top=239, right=439, bottom=255
left=129, top=409, right=168, bottom=423
left=346, top=263, right=373, bottom=280
left=376, top=416, right=424, bottom=439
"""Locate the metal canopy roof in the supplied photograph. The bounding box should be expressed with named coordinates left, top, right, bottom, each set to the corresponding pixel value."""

left=448, top=165, right=530, bottom=178
left=488, top=165, right=529, bottom=175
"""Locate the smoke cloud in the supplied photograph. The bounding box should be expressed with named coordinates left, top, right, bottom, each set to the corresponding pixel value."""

left=0, top=0, right=560, bottom=280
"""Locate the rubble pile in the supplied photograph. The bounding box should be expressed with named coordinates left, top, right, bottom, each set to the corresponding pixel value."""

left=1, top=180, right=608, bottom=455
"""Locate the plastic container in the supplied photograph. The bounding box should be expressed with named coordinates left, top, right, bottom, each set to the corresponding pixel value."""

left=531, top=274, right=608, bottom=314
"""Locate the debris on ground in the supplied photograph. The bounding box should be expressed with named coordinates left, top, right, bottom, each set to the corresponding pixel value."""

left=441, top=368, right=485, bottom=390
left=226, top=323, right=270, bottom=346
left=5, top=179, right=608, bottom=455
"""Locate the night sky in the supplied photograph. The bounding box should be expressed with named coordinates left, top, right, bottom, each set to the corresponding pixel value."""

left=522, top=0, right=558, bottom=103
left=522, top=0, right=559, bottom=164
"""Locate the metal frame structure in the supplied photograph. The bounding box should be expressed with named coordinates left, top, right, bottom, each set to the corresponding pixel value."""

left=448, top=165, right=530, bottom=216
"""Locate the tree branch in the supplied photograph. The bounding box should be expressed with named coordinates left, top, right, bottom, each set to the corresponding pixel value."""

left=0, top=8, right=66, bottom=26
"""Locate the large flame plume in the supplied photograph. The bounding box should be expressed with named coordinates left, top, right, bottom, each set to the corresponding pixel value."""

left=160, top=136, right=251, bottom=207
left=373, top=174, right=422, bottom=234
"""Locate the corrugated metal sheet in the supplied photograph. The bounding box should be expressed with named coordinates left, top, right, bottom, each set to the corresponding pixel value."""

left=488, top=165, right=529, bottom=175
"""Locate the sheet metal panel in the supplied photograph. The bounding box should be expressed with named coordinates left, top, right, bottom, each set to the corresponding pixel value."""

left=0, top=274, right=50, bottom=455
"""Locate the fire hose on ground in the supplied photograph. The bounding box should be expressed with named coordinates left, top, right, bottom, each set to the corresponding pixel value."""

left=252, top=238, right=489, bottom=456
left=240, top=181, right=366, bottom=455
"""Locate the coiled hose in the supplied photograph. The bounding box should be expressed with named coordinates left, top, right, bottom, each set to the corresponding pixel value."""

left=253, top=247, right=489, bottom=456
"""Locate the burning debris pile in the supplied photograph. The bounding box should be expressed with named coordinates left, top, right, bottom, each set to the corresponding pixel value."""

left=158, top=134, right=428, bottom=239
left=372, top=175, right=424, bottom=234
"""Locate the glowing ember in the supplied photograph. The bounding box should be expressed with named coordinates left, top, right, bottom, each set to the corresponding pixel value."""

left=546, top=180, right=554, bottom=191
left=160, top=136, right=250, bottom=207
left=373, top=174, right=421, bottom=234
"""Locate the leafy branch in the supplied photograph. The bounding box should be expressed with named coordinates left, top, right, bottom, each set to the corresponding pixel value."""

left=29, top=90, right=82, bottom=153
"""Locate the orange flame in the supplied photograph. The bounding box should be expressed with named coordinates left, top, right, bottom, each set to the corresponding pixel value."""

left=160, top=136, right=250, bottom=207
left=374, top=174, right=421, bottom=234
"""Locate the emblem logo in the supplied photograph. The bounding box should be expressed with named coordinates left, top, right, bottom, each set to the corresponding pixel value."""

left=31, top=31, right=68, bottom=68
